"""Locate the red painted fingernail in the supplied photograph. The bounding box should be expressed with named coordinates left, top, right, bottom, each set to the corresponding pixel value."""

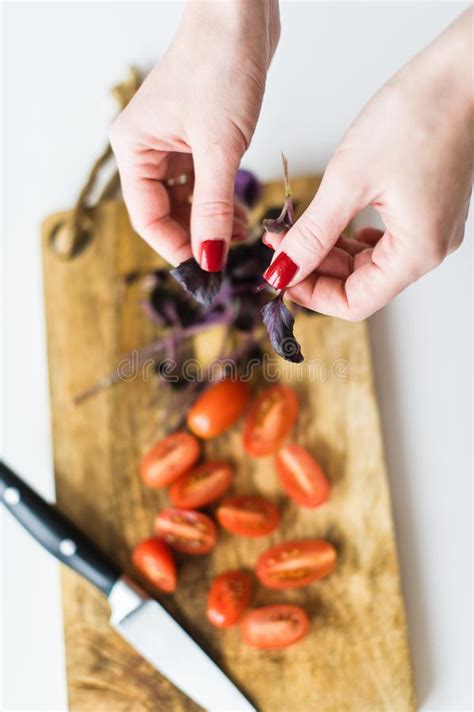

left=263, top=252, right=298, bottom=290
left=200, top=240, right=225, bottom=272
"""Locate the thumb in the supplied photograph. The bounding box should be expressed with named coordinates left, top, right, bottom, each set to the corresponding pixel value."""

left=263, top=163, right=366, bottom=290
left=191, top=147, right=240, bottom=272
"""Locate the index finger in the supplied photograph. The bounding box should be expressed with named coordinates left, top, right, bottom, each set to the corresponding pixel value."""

left=120, top=170, right=192, bottom=266
left=111, top=135, right=194, bottom=266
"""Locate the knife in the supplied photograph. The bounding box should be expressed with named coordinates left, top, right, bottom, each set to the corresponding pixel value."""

left=0, top=461, right=256, bottom=712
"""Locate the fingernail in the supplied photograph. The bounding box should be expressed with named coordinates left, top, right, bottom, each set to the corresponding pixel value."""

left=262, top=233, right=273, bottom=248
left=263, top=252, right=298, bottom=290
left=200, top=239, right=225, bottom=272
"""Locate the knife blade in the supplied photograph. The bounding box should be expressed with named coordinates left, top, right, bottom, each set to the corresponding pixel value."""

left=108, top=577, right=255, bottom=711
left=0, top=461, right=256, bottom=712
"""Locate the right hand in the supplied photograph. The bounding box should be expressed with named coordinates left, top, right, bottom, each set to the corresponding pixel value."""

left=262, top=9, right=473, bottom=320
left=110, top=0, right=280, bottom=271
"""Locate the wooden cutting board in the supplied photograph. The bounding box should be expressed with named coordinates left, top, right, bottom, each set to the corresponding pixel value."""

left=42, top=177, right=415, bottom=712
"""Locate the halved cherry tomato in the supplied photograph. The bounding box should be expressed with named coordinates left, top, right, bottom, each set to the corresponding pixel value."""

left=216, top=496, right=280, bottom=537
left=140, top=432, right=201, bottom=488
left=154, top=508, right=217, bottom=555
left=256, top=539, right=336, bottom=589
left=243, top=385, right=298, bottom=456
left=187, top=379, right=251, bottom=439
left=276, top=444, right=330, bottom=508
left=241, top=605, right=309, bottom=649
left=131, top=538, right=177, bottom=592
left=207, top=570, right=253, bottom=628
left=169, top=461, right=233, bottom=509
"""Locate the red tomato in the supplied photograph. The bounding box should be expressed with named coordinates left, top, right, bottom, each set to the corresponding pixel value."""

left=140, top=432, right=201, bottom=488
left=187, top=379, right=251, bottom=439
left=243, top=385, right=298, bottom=457
left=154, top=508, right=217, bottom=555
left=131, top=538, right=177, bottom=592
left=276, top=444, right=330, bottom=508
left=207, top=570, right=253, bottom=628
left=241, top=605, right=309, bottom=649
left=216, top=496, right=280, bottom=537
left=169, top=461, right=233, bottom=509
left=256, top=539, right=336, bottom=589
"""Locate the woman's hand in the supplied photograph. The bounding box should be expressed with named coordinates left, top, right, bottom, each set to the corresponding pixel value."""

left=263, top=9, right=473, bottom=320
left=110, top=0, right=280, bottom=271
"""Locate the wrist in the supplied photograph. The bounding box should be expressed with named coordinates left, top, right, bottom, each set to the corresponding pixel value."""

left=183, top=0, right=277, bottom=37
left=425, top=9, right=474, bottom=124
left=181, top=0, right=279, bottom=66
left=393, top=8, right=473, bottom=139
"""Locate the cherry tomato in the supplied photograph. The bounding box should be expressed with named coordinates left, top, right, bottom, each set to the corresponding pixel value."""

left=276, top=444, right=330, bottom=508
left=169, top=461, right=233, bottom=509
left=187, top=379, right=251, bottom=439
left=243, top=385, right=298, bottom=457
left=241, top=605, right=309, bottom=649
left=216, top=496, right=280, bottom=537
left=207, top=570, right=253, bottom=628
left=154, top=508, right=217, bottom=555
left=140, top=432, right=201, bottom=488
left=256, top=539, right=336, bottom=590
left=131, top=538, right=177, bottom=592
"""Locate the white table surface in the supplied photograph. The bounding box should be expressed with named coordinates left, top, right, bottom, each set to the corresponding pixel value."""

left=1, top=2, right=472, bottom=711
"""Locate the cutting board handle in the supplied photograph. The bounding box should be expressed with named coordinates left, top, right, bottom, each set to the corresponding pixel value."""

left=0, top=461, right=120, bottom=597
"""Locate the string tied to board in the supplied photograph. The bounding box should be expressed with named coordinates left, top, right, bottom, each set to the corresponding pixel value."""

left=49, top=67, right=141, bottom=260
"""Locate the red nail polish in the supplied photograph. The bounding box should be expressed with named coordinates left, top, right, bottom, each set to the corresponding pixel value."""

left=263, top=252, right=298, bottom=290
left=200, top=240, right=225, bottom=272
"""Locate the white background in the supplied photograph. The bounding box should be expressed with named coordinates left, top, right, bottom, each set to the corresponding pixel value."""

left=1, top=2, right=472, bottom=711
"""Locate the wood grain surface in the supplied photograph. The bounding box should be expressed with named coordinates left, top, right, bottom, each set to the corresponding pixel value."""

left=42, top=177, right=415, bottom=712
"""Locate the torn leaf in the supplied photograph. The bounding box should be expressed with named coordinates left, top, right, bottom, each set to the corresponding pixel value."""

left=170, top=257, right=223, bottom=309
left=262, top=212, right=291, bottom=234
left=261, top=292, right=304, bottom=363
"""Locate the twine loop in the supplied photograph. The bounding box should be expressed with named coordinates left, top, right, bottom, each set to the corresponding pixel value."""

left=49, top=67, right=141, bottom=259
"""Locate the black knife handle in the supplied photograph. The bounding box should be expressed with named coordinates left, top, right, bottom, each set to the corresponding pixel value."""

left=0, top=461, right=120, bottom=597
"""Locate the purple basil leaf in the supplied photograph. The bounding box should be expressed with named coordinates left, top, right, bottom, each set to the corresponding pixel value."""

left=227, top=241, right=273, bottom=285
left=207, top=278, right=233, bottom=309
left=262, top=217, right=289, bottom=234
left=159, top=298, right=181, bottom=326
left=170, top=257, right=223, bottom=309
left=235, top=169, right=261, bottom=208
left=261, top=293, right=304, bottom=363
left=139, top=299, right=167, bottom=325
left=261, top=205, right=285, bottom=221
left=150, top=284, right=199, bottom=326
left=262, top=202, right=288, bottom=234
left=234, top=294, right=262, bottom=332
left=262, top=195, right=297, bottom=234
